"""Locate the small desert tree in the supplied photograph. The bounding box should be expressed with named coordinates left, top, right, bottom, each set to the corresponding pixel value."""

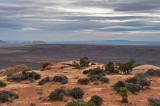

left=80, top=57, right=90, bottom=67
left=118, top=59, right=136, bottom=74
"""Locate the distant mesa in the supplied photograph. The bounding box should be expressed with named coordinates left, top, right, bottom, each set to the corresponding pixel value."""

left=32, top=41, right=46, bottom=44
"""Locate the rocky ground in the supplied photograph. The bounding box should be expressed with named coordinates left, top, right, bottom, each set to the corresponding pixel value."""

left=0, top=61, right=160, bottom=106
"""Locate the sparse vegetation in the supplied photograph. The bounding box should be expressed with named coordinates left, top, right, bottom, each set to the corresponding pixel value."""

left=28, top=71, right=41, bottom=80
left=105, top=61, right=115, bottom=73
left=125, top=74, right=151, bottom=91
left=78, top=78, right=90, bottom=85
left=78, top=74, right=109, bottom=85
left=72, top=57, right=90, bottom=69
left=99, top=77, right=109, bottom=83
left=137, top=78, right=151, bottom=89
left=80, top=57, right=90, bottom=67
left=72, top=61, right=82, bottom=69
left=134, top=73, right=146, bottom=79
left=145, top=69, right=160, bottom=76
left=49, top=88, right=65, bottom=101
left=53, top=75, right=68, bottom=84
left=40, top=61, right=52, bottom=71
left=48, top=87, right=85, bottom=101
left=89, top=74, right=103, bottom=82
left=89, top=67, right=105, bottom=75
left=70, top=87, right=84, bottom=99
left=126, top=83, right=141, bottom=94
left=7, top=70, right=41, bottom=82
left=90, top=95, right=103, bottom=106
left=83, top=67, right=105, bottom=76
left=36, top=87, right=43, bottom=95
left=117, top=59, right=136, bottom=74
left=38, top=76, right=50, bottom=85
left=7, top=73, right=25, bottom=82
left=1, top=44, right=160, bottom=105
left=113, top=80, right=126, bottom=93
left=148, top=98, right=160, bottom=106
left=66, top=99, right=94, bottom=106
left=119, top=87, right=128, bottom=103
left=0, top=90, right=19, bottom=102
left=0, top=80, right=7, bottom=87
left=125, top=77, right=137, bottom=84
left=83, top=70, right=89, bottom=74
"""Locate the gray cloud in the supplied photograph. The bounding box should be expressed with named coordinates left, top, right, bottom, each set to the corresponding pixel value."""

left=60, top=16, right=156, bottom=21
left=0, top=0, right=160, bottom=41
left=114, top=0, right=160, bottom=12
left=72, top=0, right=160, bottom=12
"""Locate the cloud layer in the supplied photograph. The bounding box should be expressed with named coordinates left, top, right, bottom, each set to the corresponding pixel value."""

left=0, top=0, right=160, bottom=41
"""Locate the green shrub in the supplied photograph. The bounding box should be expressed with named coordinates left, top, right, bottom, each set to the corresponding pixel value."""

left=78, top=78, right=90, bottom=85
left=53, top=75, right=68, bottom=84
left=38, top=81, right=44, bottom=85
left=117, top=59, right=136, bottom=74
left=89, top=67, right=104, bottom=75
left=38, top=77, right=50, bottom=85
left=83, top=70, right=89, bottom=74
left=80, top=57, right=90, bottom=67
left=66, top=99, right=94, bottom=106
left=28, top=72, right=41, bottom=80
left=0, top=90, right=19, bottom=102
left=7, top=70, right=41, bottom=82
left=0, top=80, right=7, bottom=87
left=49, top=88, right=65, bottom=101
left=137, top=78, right=151, bottom=89
left=90, top=95, right=103, bottom=106
left=119, top=87, right=128, bottom=103
left=89, top=74, right=103, bottom=82
left=89, top=67, right=105, bottom=75
left=126, top=74, right=150, bottom=90
left=100, top=77, right=109, bottom=83
left=113, top=80, right=126, bottom=93
left=83, top=67, right=105, bottom=76
left=148, top=98, right=160, bottom=106
left=125, top=77, right=137, bottom=84
left=134, top=73, right=146, bottom=79
left=7, top=73, right=26, bottom=82
left=105, top=61, right=115, bottom=72
left=126, top=83, right=141, bottom=94
left=70, top=87, right=84, bottom=99
left=145, top=69, right=160, bottom=76
left=72, top=61, right=82, bottom=69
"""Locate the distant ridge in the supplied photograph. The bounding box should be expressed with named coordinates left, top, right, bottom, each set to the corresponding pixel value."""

left=48, top=40, right=160, bottom=45
left=32, top=41, right=46, bottom=44
left=0, top=40, right=7, bottom=45
left=3, top=40, right=160, bottom=45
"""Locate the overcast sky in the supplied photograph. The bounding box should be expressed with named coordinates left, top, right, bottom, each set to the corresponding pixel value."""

left=0, top=0, right=160, bottom=41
